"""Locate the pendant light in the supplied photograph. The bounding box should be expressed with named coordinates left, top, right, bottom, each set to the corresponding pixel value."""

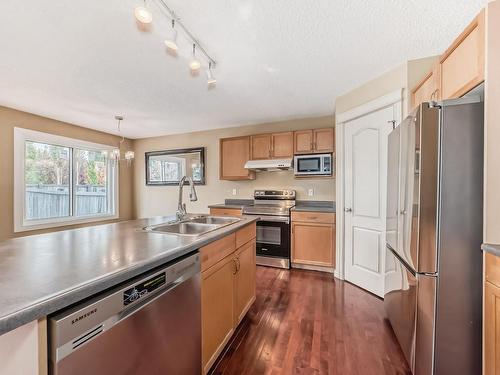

left=112, top=116, right=135, bottom=166
left=189, top=44, right=201, bottom=71
left=164, top=19, right=178, bottom=51
left=206, top=62, right=217, bottom=86
left=134, top=0, right=152, bottom=24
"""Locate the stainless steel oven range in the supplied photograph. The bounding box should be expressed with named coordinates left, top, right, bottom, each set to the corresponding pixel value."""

left=242, top=190, right=296, bottom=269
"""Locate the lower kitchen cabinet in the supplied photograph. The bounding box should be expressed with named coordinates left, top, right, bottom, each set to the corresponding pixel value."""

left=234, top=240, right=256, bottom=324
left=202, top=255, right=235, bottom=373
left=485, top=280, right=500, bottom=375
left=291, top=211, right=335, bottom=270
left=209, top=207, right=242, bottom=217
left=201, top=225, right=256, bottom=374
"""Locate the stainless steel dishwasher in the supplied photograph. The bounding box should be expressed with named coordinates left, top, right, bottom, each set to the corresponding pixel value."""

left=49, top=252, right=201, bottom=375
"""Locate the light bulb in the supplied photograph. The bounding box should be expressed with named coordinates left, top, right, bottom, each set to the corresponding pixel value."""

left=134, top=6, right=152, bottom=24
left=190, top=59, right=201, bottom=71
left=125, top=151, right=135, bottom=160
left=112, top=149, right=121, bottom=161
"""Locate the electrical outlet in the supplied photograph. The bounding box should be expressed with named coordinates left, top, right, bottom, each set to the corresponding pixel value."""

left=232, top=188, right=237, bottom=196
left=308, top=188, right=314, bottom=197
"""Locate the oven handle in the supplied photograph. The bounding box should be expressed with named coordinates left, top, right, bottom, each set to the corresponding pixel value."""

left=250, top=215, right=289, bottom=224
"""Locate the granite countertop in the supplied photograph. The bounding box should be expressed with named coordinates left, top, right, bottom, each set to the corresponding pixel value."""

left=0, top=215, right=258, bottom=336
left=292, top=201, right=336, bottom=213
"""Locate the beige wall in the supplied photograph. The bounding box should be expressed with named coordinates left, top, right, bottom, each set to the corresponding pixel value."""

left=133, top=116, right=335, bottom=218
left=0, top=106, right=135, bottom=240
left=335, top=57, right=437, bottom=118
left=484, top=0, right=500, bottom=243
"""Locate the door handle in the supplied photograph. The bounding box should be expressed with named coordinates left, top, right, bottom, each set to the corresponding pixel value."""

left=344, top=207, right=352, bottom=213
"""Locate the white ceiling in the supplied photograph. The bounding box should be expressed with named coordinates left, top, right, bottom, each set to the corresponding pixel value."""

left=0, top=0, right=487, bottom=138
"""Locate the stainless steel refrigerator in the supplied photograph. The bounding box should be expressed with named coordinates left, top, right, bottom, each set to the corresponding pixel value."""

left=384, top=98, right=483, bottom=375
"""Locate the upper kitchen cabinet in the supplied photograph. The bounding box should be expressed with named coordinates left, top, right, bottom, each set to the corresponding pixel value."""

left=271, top=131, right=294, bottom=158
left=250, top=134, right=272, bottom=159
left=411, top=63, right=441, bottom=108
left=220, top=136, right=255, bottom=180
left=294, top=128, right=335, bottom=154
left=411, top=9, right=485, bottom=109
left=440, top=9, right=485, bottom=99
left=250, top=132, right=294, bottom=160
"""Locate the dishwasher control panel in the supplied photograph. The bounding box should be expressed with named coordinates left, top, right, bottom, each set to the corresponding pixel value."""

left=123, top=272, right=166, bottom=306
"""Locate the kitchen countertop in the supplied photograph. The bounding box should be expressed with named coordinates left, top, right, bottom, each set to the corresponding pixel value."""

left=209, top=199, right=336, bottom=213
left=482, top=243, right=500, bottom=257
left=208, top=199, right=254, bottom=210
left=292, top=201, right=336, bottom=213
left=0, top=215, right=258, bottom=336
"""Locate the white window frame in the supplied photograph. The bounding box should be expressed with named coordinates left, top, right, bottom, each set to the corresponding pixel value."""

left=14, top=127, right=119, bottom=232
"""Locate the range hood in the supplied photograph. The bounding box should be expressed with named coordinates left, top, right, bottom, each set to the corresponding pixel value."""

left=244, top=159, right=293, bottom=171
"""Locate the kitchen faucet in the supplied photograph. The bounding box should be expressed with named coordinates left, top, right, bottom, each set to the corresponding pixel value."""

left=176, top=176, right=198, bottom=221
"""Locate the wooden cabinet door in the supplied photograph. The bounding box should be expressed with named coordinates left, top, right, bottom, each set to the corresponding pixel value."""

left=291, top=222, right=335, bottom=267
left=440, top=10, right=485, bottom=99
left=294, top=130, right=314, bottom=154
left=485, top=280, right=500, bottom=375
left=209, top=208, right=242, bottom=217
left=271, top=132, right=294, bottom=159
left=234, top=240, right=256, bottom=325
left=220, top=136, right=254, bottom=180
left=202, top=256, right=236, bottom=373
left=314, top=128, right=335, bottom=153
left=251, top=134, right=272, bottom=160
left=412, top=72, right=435, bottom=109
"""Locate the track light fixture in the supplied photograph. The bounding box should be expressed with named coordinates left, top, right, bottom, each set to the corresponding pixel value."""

left=133, top=0, right=218, bottom=86
left=164, top=19, right=178, bottom=51
left=189, top=44, right=201, bottom=72
left=134, top=0, right=152, bottom=24
left=206, top=62, right=217, bottom=86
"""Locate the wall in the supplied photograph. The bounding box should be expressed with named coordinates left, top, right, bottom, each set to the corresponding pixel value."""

left=0, top=106, right=135, bottom=240
left=133, top=116, right=335, bottom=218
left=335, top=57, right=437, bottom=118
left=484, top=0, right=500, bottom=243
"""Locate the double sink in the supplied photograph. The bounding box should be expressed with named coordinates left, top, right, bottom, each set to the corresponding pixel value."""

left=143, top=215, right=242, bottom=236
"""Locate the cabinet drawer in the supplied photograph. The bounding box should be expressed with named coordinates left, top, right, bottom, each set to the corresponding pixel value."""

left=236, top=223, right=256, bottom=248
left=291, top=211, right=335, bottom=224
left=200, top=233, right=236, bottom=272
left=486, top=252, right=500, bottom=288
left=209, top=208, right=242, bottom=217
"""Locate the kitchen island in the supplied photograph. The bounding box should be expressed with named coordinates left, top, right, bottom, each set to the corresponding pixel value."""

left=0, top=215, right=257, bottom=375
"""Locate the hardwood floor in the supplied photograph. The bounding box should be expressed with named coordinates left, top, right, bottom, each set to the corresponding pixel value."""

left=209, top=266, right=411, bottom=375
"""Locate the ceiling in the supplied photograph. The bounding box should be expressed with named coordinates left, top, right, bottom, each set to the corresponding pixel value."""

left=0, top=0, right=487, bottom=138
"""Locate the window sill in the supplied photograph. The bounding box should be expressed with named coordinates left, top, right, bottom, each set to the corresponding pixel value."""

left=14, top=214, right=120, bottom=233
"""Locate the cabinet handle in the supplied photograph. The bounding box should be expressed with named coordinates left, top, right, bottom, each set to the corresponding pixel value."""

left=232, top=259, right=238, bottom=275
left=236, top=258, right=241, bottom=272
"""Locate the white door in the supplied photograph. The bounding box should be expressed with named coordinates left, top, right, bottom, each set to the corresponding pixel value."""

left=344, top=104, right=399, bottom=297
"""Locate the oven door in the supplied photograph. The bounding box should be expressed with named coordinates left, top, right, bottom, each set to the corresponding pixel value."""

left=255, top=216, right=290, bottom=259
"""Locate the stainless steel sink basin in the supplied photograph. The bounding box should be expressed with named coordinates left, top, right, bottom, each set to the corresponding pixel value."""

left=189, top=216, right=241, bottom=225
left=143, top=215, right=242, bottom=236
left=149, top=222, right=219, bottom=235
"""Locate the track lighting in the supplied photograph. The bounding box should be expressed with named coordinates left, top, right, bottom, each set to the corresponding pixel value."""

left=206, top=62, right=217, bottom=86
left=132, top=0, right=218, bottom=86
left=189, top=44, right=201, bottom=71
left=134, top=1, right=152, bottom=24
left=164, top=19, right=178, bottom=51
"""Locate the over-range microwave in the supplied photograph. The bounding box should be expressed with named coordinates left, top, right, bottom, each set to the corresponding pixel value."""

left=294, top=153, right=333, bottom=176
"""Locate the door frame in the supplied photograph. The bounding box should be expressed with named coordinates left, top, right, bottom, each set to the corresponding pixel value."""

left=334, top=89, right=403, bottom=280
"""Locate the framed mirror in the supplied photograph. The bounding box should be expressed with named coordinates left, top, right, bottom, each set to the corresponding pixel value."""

left=145, top=147, right=205, bottom=185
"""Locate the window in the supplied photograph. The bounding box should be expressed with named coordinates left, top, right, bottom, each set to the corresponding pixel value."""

left=14, top=128, right=119, bottom=232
